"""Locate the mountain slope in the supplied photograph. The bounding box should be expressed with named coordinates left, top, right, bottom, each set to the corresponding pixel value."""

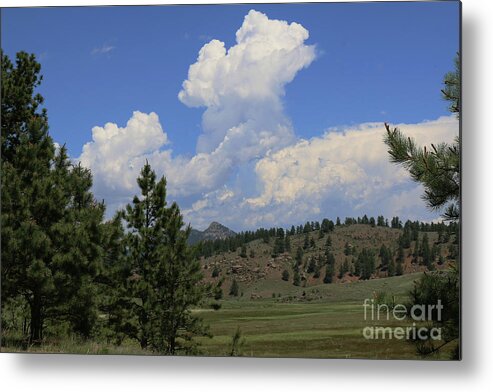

left=199, top=224, right=457, bottom=299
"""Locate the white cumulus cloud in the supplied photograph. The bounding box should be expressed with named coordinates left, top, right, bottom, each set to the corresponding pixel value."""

left=79, top=10, right=316, bottom=217
left=244, top=115, right=459, bottom=220
left=181, top=115, right=458, bottom=230
left=79, top=111, right=170, bottom=198
left=178, top=9, right=315, bottom=155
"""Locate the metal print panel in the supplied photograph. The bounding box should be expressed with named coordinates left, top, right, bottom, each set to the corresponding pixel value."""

left=0, top=1, right=461, bottom=359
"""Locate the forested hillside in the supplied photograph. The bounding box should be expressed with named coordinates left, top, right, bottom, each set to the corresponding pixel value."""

left=193, top=217, right=458, bottom=299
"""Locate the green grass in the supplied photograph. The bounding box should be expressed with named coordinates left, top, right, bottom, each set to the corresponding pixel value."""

left=2, top=272, right=453, bottom=359
left=194, top=273, right=453, bottom=359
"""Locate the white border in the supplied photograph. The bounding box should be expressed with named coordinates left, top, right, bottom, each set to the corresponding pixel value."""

left=1, top=1, right=492, bottom=391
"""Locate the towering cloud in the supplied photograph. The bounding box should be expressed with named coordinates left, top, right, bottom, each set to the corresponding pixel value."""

left=178, top=9, right=316, bottom=155
left=79, top=10, right=316, bottom=209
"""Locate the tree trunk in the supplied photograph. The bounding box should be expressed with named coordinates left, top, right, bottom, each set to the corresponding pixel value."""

left=29, top=293, right=43, bottom=344
left=140, top=337, right=148, bottom=350
left=167, top=336, right=176, bottom=355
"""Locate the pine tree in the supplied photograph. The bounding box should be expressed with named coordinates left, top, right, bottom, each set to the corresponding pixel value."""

left=313, top=256, right=322, bottom=278
left=395, top=260, right=403, bottom=276
left=338, top=259, right=349, bottom=279
left=121, top=162, right=209, bottom=354
left=344, top=241, right=351, bottom=256
left=293, top=271, right=301, bottom=286
left=421, top=233, right=432, bottom=268
left=323, top=264, right=333, bottom=284
left=303, top=233, right=310, bottom=250
left=212, top=266, right=220, bottom=278
left=229, top=279, right=240, bottom=297
left=284, top=235, right=291, bottom=252
left=272, top=235, right=285, bottom=257
left=379, top=244, right=389, bottom=269
left=295, top=246, right=303, bottom=268
left=307, top=257, right=317, bottom=274
left=388, top=257, right=396, bottom=277
left=357, top=248, right=375, bottom=280
left=384, top=75, right=459, bottom=223
left=1, top=51, right=105, bottom=343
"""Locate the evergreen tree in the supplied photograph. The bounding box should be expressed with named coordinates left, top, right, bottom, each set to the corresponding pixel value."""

left=1, top=51, right=105, bottom=343
left=379, top=244, right=392, bottom=270
left=395, top=259, right=403, bottom=276
left=357, top=248, right=375, bottom=280
left=388, top=257, right=396, bottom=277
left=321, top=218, right=335, bottom=233
left=344, top=241, right=351, bottom=256
left=281, top=269, right=290, bottom=282
left=384, top=71, right=459, bottom=223
left=293, top=271, right=301, bottom=286
left=240, top=244, right=247, bottom=258
left=395, top=245, right=404, bottom=276
left=302, top=233, right=310, bottom=250
left=272, top=235, right=285, bottom=257
left=121, top=163, right=209, bottom=353
left=212, top=266, right=220, bottom=278
left=323, top=264, right=333, bottom=284
left=229, top=279, right=240, bottom=297
left=307, top=257, right=317, bottom=274
left=325, top=250, right=336, bottom=268
left=338, top=259, right=350, bottom=279
left=295, top=246, right=303, bottom=268
left=408, top=268, right=459, bottom=358
left=391, top=217, right=402, bottom=229
left=421, top=233, right=432, bottom=268
left=284, top=235, right=291, bottom=252
left=431, top=244, right=439, bottom=263
left=313, top=256, right=322, bottom=278
left=303, top=222, right=312, bottom=233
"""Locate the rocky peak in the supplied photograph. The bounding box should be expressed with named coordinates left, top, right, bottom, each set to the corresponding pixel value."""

left=188, top=222, right=236, bottom=245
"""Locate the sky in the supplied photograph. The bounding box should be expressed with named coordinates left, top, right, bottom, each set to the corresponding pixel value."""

left=1, top=2, right=460, bottom=231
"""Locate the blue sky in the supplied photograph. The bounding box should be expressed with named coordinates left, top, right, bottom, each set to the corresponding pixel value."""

left=1, top=2, right=460, bottom=230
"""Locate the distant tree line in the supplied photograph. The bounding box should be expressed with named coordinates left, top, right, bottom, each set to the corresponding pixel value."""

left=195, top=214, right=456, bottom=260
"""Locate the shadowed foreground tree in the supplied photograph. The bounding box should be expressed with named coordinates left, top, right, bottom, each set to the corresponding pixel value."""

left=384, top=53, right=460, bottom=359
left=1, top=51, right=105, bottom=343
left=116, top=162, right=209, bottom=354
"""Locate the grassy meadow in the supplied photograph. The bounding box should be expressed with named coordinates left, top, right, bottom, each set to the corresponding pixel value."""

left=2, top=272, right=453, bottom=359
